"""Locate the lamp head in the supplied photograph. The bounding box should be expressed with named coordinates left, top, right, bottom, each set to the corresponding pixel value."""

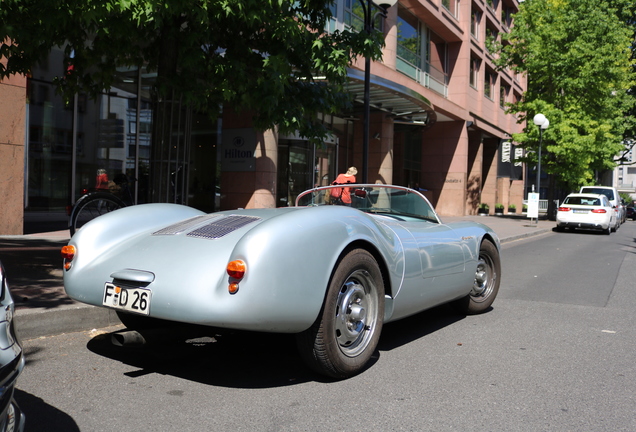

left=533, top=113, right=547, bottom=126
left=541, top=119, right=550, bottom=130
left=372, top=0, right=398, bottom=10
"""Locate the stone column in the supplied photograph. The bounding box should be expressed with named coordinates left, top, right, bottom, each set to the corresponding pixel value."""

left=0, top=73, right=27, bottom=234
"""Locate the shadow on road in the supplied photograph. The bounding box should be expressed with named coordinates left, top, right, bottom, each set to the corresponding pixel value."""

left=14, top=389, right=80, bottom=432
left=85, top=303, right=470, bottom=388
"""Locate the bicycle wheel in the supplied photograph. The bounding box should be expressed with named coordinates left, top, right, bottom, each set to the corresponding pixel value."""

left=69, top=192, right=126, bottom=236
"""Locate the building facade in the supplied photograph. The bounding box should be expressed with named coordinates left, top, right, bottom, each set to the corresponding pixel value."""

left=0, top=0, right=526, bottom=235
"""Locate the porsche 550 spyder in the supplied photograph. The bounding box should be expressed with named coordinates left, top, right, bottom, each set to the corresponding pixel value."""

left=62, top=184, right=501, bottom=379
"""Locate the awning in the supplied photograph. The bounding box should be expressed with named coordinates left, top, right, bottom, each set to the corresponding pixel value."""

left=344, top=68, right=437, bottom=127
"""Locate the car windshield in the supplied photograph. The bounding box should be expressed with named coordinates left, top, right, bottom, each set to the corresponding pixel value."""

left=580, top=188, right=613, bottom=201
left=564, top=196, right=601, bottom=206
left=295, top=184, right=441, bottom=223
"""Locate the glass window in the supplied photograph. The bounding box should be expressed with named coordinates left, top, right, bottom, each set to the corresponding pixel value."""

left=500, top=84, right=509, bottom=108
left=277, top=139, right=336, bottom=207
left=471, top=7, right=481, bottom=39
left=470, top=57, right=480, bottom=88
left=484, top=69, right=495, bottom=99
left=397, top=7, right=422, bottom=70
left=486, top=25, right=498, bottom=54
left=501, top=5, right=513, bottom=28
left=26, top=78, right=73, bottom=210
left=442, top=0, right=459, bottom=18
left=397, top=6, right=448, bottom=90
left=428, top=30, right=448, bottom=85
left=344, top=0, right=383, bottom=32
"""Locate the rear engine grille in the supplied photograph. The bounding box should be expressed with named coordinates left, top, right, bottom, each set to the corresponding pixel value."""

left=152, top=215, right=219, bottom=236
left=186, top=215, right=261, bottom=239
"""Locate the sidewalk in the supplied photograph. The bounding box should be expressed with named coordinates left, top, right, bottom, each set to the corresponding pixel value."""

left=0, top=214, right=554, bottom=340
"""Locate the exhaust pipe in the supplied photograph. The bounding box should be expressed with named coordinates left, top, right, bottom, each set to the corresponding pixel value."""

left=111, top=330, right=147, bottom=347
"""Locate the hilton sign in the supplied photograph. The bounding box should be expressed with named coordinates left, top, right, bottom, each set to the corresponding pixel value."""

left=221, top=128, right=257, bottom=172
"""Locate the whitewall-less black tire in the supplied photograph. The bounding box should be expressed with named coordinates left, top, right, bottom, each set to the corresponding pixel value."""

left=455, top=240, right=501, bottom=315
left=296, top=249, right=384, bottom=379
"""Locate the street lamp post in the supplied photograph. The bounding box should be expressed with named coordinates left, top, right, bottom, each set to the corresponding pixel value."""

left=533, top=113, right=549, bottom=196
left=359, top=0, right=397, bottom=183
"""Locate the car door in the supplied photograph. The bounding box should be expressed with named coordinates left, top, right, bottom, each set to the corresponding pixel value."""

left=387, top=221, right=467, bottom=320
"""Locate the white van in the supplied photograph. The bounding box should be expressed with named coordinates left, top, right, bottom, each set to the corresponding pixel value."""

left=579, top=186, right=624, bottom=224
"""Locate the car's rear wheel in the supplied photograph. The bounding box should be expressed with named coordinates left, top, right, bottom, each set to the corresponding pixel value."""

left=296, top=249, right=384, bottom=379
left=455, top=240, right=500, bottom=314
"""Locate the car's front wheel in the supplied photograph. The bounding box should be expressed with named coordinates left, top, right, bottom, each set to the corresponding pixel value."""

left=455, top=240, right=501, bottom=314
left=296, top=249, right=384, bottom=379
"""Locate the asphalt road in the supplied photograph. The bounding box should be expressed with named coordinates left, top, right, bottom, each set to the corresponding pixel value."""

left=14, top=223, right=636, bottom=431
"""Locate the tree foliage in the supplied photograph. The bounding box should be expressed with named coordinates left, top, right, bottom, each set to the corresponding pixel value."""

left=0, top=0, right=383, bottom=140
left=496, top=0, right=635, bottom=190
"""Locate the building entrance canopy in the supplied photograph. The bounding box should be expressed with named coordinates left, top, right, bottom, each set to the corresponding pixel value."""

left=344, top=68, right=436, bottom=127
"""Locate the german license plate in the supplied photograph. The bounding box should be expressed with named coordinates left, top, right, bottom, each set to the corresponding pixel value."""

left=103, top=283, right=151, bottom=315
left=573, top=209, right=588, bottom=214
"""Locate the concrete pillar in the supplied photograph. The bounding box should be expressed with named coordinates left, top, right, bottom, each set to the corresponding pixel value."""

left=353, top=112, right=394, bottom=185
left=421, top=120, right=468, bottom=216
left=480, top=137, right=499, bottom=210
left=466, top=130, right=484, bottom=214
left=382, top=7, right=398, bottom=71
left=0, top=73, right=27, bottom=235
left=221, top=107, right=277, bottom=210
left=247, top=128, right=277, bottom=209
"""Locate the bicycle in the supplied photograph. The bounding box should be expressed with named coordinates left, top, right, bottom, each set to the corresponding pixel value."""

left=68, top=173, right=134, bottom=236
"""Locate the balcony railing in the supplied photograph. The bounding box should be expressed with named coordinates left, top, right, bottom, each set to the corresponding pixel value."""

left=396, top=51, right=448, bottom=97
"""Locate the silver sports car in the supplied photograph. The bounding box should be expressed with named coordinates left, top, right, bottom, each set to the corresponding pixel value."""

left=62, top=184, right=501, bottom=379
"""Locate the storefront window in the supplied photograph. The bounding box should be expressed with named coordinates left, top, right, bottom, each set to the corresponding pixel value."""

left=26, top=78, right=72, bottom=210
left=277, top=139, right=336, bottom=207
left=26, top=53, right=221, bottom=217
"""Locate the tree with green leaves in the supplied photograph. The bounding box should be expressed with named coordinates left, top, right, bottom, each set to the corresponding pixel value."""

left=0, top=0, right=382, bottom=141
left=615, top=4, right=636, bottom=166
left=495, top=0, right=635, bottom=194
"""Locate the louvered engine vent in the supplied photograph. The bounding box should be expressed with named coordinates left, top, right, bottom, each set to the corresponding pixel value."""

left=186, top=215, right=261, bottom=239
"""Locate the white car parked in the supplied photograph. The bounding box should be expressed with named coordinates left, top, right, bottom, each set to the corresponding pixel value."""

left=579, top=186, right=624, bottom=226
left=556, top=193, right=618, bottom=234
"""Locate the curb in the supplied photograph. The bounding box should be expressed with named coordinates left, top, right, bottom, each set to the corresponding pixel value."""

left=498, top=227, right=553, bottom=244
left=15, top=305, right=121, bottom=340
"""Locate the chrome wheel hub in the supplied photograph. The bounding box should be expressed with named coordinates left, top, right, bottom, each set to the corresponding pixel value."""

left=335, top=270, right=378, bottom=357
left=472, top=255, right=494, bottom=300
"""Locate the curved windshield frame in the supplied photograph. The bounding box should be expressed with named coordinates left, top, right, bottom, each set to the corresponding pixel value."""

left=295, top=184, right=441, bottom=224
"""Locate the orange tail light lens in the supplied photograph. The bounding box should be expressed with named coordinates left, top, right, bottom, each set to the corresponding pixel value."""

left=61, top=245, right=76, bottom=270
left=226, top=260, right=246, bottom=279
left=61, top=245, right=76, bottom=260
left=226, top=260, right=246, bottom=294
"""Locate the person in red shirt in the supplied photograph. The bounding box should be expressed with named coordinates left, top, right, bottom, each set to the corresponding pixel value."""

left=330, top=166, right=357, bottom=205
left=96, top=169, right=109, bottom=190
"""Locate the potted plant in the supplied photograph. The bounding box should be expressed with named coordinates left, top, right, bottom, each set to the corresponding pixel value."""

left=478, top=203, right=489, bottom=215
left=508, top=204, right=516, bottom=213
left=494, top=203, right=504, bottom=215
